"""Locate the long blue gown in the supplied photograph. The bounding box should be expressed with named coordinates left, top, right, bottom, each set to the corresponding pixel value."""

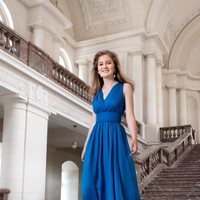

left=82, top=82, right=141, bottom=200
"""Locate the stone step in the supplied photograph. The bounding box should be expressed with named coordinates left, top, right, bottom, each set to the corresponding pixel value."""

left=143, top=191, right=200, bottom=195
left=142, top=145, right=200, bottom=200
left=162, top=168, right=200, bottom=172
left=156, top=174, right=200, bottom=178
left=176, top=166, right=200, bottom=169
left=154, top=177, right=200, bottom=181
left=179, top=161, right=200, bottom=163
left=160, top=171, right=200, bottom=175
left=144, top=187, right=200, bottom=192
left=151, top=180, right=200, bottom=185
left=142, top=194, right=200, bottom=200
left=145, top=184, right=200, bottom=189
left=147, top=182, right=200, bottom=187
left=178, top=165, right=200, bottom=168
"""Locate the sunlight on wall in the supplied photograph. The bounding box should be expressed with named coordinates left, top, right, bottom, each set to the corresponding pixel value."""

left=61, top=161, right=79, bottom=200
left=0, top=0, right=14, bottom=28
left=59, top=48, right=73, bottom=72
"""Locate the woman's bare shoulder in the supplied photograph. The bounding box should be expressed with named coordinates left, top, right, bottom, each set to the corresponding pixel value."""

left=123, top=83, right=133, bottom=94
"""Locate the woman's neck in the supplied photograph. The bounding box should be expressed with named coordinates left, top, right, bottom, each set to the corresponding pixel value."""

left=102, top=78, right=117, bottom=88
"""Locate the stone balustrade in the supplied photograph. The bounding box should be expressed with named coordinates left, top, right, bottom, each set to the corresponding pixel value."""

left=0, top=21, right=92, bottom=103
left=134, top=124, right=195, bottom=190
left=160, top=124, right=192, bottom=142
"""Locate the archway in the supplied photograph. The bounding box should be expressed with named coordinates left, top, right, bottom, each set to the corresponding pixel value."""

left=59, top=48, right=73, bottom=72
left=0, top=1, right=13, bottom=28
left=61, top=161, right=79, bottom=200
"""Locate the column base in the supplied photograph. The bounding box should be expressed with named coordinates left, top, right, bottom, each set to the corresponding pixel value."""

left=144, top=123, right=160, bottom=142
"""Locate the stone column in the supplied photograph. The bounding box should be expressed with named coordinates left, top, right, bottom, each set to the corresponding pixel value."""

left=130, top=51, right=144, bottom=123
left=77, top=59, right=89, bottom=83
left=146, top=55, right=157, bottom=124
left=121, top=52, right=128, bottom=76
left=179, top=88, right=187, bottom=125
left=52, top=36, right=62, bottom=62
left=156, top=63, right=163, bottom=127
left=168, top=87, right=177, bottom=126
left=144, top=54, right=159, bottom=141
left=32, top=25, right=46, bottom=51
left=0, top=97, right=49, bottom=200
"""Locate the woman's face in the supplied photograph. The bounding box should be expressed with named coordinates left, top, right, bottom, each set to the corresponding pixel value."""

left=97, top=54, right=115, bottom=79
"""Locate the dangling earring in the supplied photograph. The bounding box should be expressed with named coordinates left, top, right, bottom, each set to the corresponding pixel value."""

left=113, top=71, right=117, bottom=78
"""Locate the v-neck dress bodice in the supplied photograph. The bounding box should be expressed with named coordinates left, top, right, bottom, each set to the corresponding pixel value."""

left=93, top=82, right=125, bottom=123
left=82, top=82, right=141, bottom=200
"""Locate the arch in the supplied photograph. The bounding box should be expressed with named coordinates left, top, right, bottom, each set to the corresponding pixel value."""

left=0, top=0, right=14, bottom=28
left=169, top=14, right=200, bottom=76
left=147, top=0, right=200, bottom=48
left=147, top=0, right=165, bottom=33
left=61, top=160, right=79, bottom=200
left=59, top=48, right=73, bottom=72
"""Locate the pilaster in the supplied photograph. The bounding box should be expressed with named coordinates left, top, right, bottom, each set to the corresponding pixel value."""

left=76, top=58, right=90, bottom=84
left=179, top=88, right=187, bottom=125
left=168, top=87, right=177, bottom=126
left=0, top=96, right=50, bottom=200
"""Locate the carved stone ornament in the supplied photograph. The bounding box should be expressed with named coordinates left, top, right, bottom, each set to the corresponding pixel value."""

left=78, top=0, right=130, bottom=30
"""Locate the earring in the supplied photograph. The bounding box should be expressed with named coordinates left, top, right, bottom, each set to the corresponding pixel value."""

left=113, top=71, right=117, bottom=78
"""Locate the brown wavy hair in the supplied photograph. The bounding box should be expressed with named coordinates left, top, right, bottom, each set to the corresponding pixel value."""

left=89, top=50, right=134, bottom=97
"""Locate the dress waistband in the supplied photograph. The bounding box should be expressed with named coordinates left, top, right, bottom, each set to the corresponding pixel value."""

left=96, top=112, right=121, bottom=123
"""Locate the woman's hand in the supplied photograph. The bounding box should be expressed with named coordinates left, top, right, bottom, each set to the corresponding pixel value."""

left=81, top=148, right=85, bottom=162
left=129, top=139, right=138, bottom=156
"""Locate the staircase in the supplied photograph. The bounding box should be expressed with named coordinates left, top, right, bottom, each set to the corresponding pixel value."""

left=142, top=144, right=200, bottom=200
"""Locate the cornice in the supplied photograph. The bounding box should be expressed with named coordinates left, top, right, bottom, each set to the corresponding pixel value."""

left=76, top=29, right=146, bottom=48
left=163, top=69, right=200, bottom=91
left=20, top=0, right=72, bottom=29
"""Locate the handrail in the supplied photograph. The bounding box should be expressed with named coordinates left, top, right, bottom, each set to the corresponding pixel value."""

left=160, top=124, right=191, bottom=142
left=134, top=124, right=195, bottom=188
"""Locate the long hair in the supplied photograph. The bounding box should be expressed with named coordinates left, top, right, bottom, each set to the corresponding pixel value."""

left=89, top=50, right=134, bottom=97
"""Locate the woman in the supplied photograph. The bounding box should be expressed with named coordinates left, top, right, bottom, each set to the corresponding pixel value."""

left=81, top=50, right=141, bottom=200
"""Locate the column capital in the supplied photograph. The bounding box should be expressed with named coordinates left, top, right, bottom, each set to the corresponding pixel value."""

left=179, top=87, right=187, bottom=91
left=52, top=35, right=64, bottom=44
left=128, top=50, right=144, bottom=56
left=1, top=93, right=51, bottom=118
left=76, top=58, right=91, bottom=66
left=166, top=85, right=177, bottom=89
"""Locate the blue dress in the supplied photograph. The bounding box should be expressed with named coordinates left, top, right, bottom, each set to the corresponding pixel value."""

left=82, top=82, right=141, bottom=200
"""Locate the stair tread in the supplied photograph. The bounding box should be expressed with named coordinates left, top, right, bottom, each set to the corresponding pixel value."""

left=142, top=144, right=200, bottom=199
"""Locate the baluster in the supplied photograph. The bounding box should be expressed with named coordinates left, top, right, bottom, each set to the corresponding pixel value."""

left=0, top=29, right=6, bottom=46
left=10, top=37, right=18, bottom=56
left=73, top=80, right=77, bottom=94
left=4, top=33, right=12, bottom=51
left=62, top=72, right=67, bottom=86
left=164, top=130, right=167, bottom=139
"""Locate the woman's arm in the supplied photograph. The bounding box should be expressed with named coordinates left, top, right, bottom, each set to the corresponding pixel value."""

left=81, top=112, right=96, bottom=161
left=123, top=83, right=138, bottom=154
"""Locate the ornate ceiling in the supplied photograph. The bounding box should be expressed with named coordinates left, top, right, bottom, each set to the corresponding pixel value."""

left=53, top=0, right=200, bottom=73
left=60, top=0, right=200, bottom=49
left=63, top=0, right=153, bottom=41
